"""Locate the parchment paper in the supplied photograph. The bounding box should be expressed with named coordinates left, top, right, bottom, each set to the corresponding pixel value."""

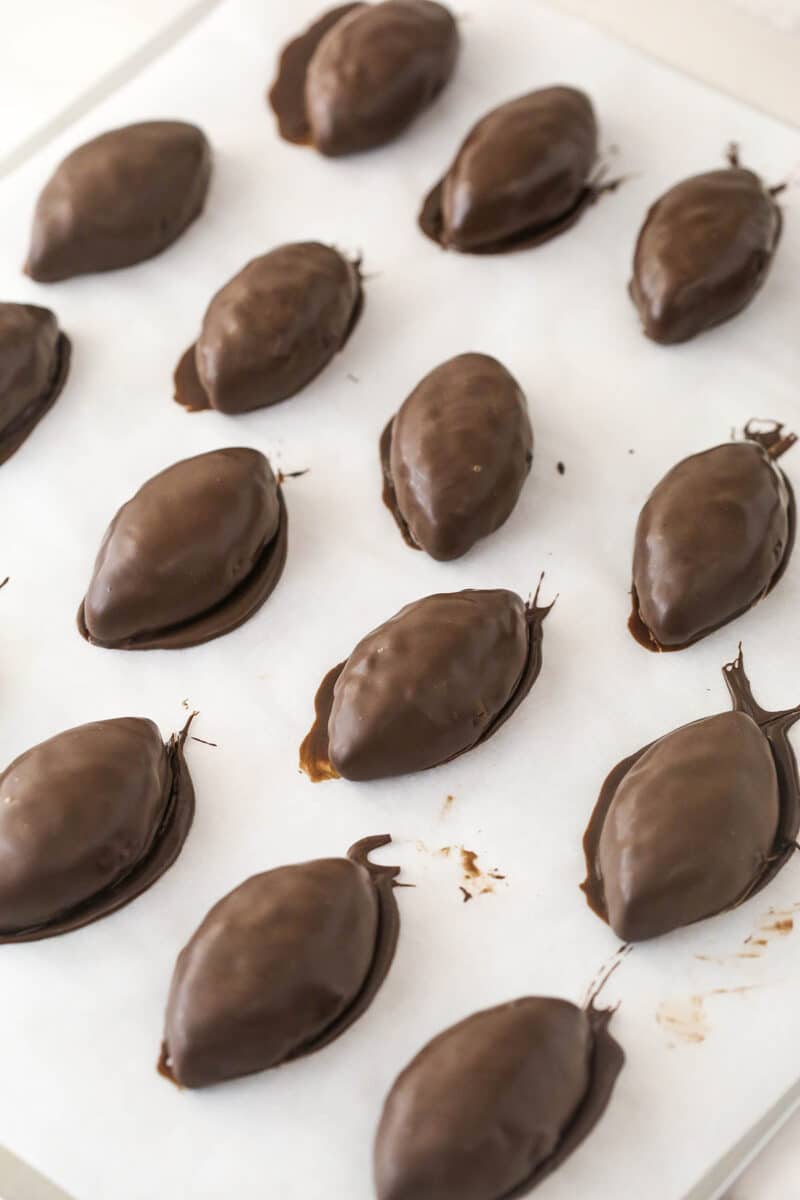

left=0, top=2, right=798, bottom=1197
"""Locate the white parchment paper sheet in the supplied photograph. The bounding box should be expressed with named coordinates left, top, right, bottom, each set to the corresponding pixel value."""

left=0, top=1, right=798, bottom=1197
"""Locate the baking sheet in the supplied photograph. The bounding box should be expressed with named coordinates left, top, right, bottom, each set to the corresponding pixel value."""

left=0, top=1, right=798, bottom=1197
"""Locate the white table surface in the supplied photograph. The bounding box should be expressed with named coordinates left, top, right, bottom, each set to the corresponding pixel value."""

left=0, top=3, right=798, bottom=1198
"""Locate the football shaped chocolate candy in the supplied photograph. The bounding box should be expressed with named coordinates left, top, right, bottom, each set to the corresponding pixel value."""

left=26, top=121, right=211, bottom=281
left=159, top=835, right=400, bottom=1087
left=419, top=87, right=602, bottom=253
left=583, top=650, right=800, bottom=942
left=381, top=353, right=533, bottom=560
left=269, top=1, right=458, bottom=155
left=300, top=587, right=550, bottom=781
left=78, top=448, right=286, bottom=650
left=0, top=717, right=194, bottom=943
left=630, top=147, right=782, bottom=343
left=375, top=996, right=623, bottom=1199
left=630, top=423, right=795, bottom=652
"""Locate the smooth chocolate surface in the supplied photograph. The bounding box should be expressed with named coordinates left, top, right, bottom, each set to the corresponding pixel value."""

left=270, top=1, right=458, bottom=156
left=583, top=650, right=800, bottom=942
left=630, top=425, right=795, bottom=652
left=78, top=448, right=286, bottom=650
left=0, top=302, right=71, bottom=465
left=174, top=242, right=362, bottom=414
left=300, top=586, right=550, bottom=782
left=0, top=717, right=194, bottom=942
left=26, top=121, right=211, bottom=282
left=381, top=352, right=533, bottom=560
left=630, top=151, right=782, bottom=343
left=159, top=835, right=400, bottom=1088
left=419, top=87, right=599, bottom=253
left=374, top=997, right=624, bottom=1200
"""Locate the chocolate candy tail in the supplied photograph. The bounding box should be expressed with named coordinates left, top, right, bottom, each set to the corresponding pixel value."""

left=743, top=418, right=798, bottom=460
left=723, top=647, right=800, bottom=880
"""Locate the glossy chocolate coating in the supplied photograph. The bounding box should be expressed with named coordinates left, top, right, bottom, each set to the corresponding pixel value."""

left=174, top=243, right=361, bottom=414
left=375, top=997, right=624, bottom=1200
left=0, top=717, right=194, bottom=942
left=630, top=157, right=782, bottom=343
left=78, top=448, right=286, bottom=650
left=270, top=1, right=458, bottom=156
left=583, top=651, right=800, bottom=942
left=0, top=303, right=71, bottom=465
left=159, top=835, right=400, bottom=1088
left=26, top=121, right=211, bottom=282
left=300, top=587, right=550, bottom=782
left=630, top=428, right=794, bottom=651
left=381, top=353, right=533, bottom=560
left=419, top=87, right=599, bottom=253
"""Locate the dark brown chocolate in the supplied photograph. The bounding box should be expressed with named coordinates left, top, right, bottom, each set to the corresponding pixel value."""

left=158, top=835, right=400, bottom=1088
left=78, top=448, right=286, bottom=650
left=0, top=303, right=71, bottom=465
left=381, top=352, right=533, bottom=560
left=269, top=1, right=458, bottom=156
left=300, top=586, right=550, bottom=782
left=630, top=424, right=795, bottom=652
left=174, top=243, right=362, bottom=414
left=630, top=149, right=782, bottom=343
left=25, top=121, right=211, bottom=282
left=582, top=650, right=800, bottom=942
left=0, top=717, right=194, bottom=942
left=374, top=997, right=624, bottom=1199
left=419, top=87, right=600, bottom=253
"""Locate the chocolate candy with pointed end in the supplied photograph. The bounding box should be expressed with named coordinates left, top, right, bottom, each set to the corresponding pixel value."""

left=269, top=1, right=458, bottom=156
left=419, top=87, right=601, bottom=254
left=381, top=353, right=533, bottom=560
left=630, top=424, right=795, bottom=652
left=25, top=121, right=211, bottom=282
left=0, top=303, right=71, bottom=465
left=630, top=149, right=782, bottom=344
left=158, top=835, right=400, bottom=1087
left=0, top=717, right=194, bottom=943
left=78, top=448, right=286, bottom=650
left=583, top=651, right=800, bottom=942
left=375, top=996, right=624, bottom=1200
left=300, top=587, right=550, bottom=782
left=174, top=243, right=362, bottom=414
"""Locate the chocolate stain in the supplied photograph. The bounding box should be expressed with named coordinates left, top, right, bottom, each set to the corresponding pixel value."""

left=441, top=793, right=455, bottom=816
left=656, top=995, right=710, bottom=1045
left=416, top=841, right=506, bottom=902
left=557, top=461, right=565, bottom=475
left=657, top=982, right=767, bottom=1047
